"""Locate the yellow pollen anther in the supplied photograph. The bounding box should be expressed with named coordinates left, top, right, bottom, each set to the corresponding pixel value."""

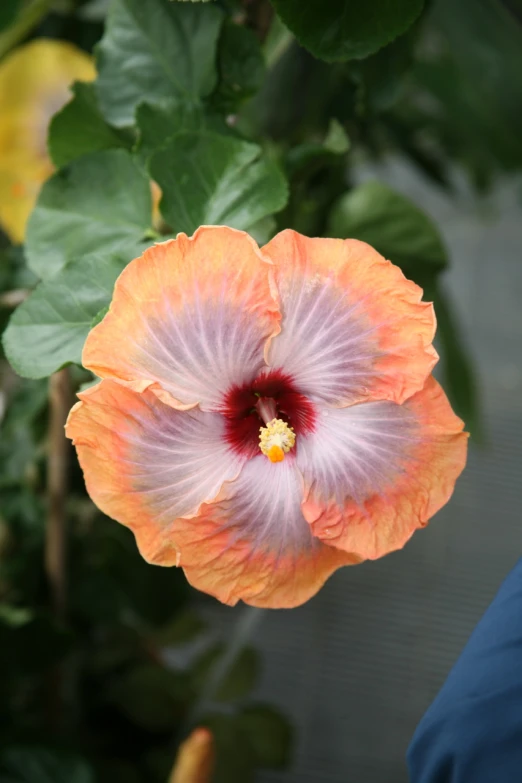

left=259, top=418, right=296, bottom=463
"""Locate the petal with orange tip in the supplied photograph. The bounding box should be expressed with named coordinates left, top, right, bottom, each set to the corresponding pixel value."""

left=83, top=226, right=280, bottom=411
left=175, top=457, right=359, bottom=609
left=261, top=230, right=438, bottom=407
left=300, top=376, right=468, bottom=560
left=169, top=728, right=214, bottom=783
left=65, top=380, right=245, bottom=564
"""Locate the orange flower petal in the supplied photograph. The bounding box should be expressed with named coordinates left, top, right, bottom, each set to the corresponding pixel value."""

left=172, top=457, right=358, bottom=609
left=65, top=380, right=245, bottom=563
left=261, top=229, right=438, bottom=406
left=83, top=226, right=280, bottom=411
left=301, top=376, right=468, bottom=560
left=66, top=380, right=355, bottom=608
left=169, top=728, right=214, bottom=783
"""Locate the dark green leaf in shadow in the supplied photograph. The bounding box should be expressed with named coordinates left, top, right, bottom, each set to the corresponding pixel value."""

left=200, top=714, right=255, bottom=783
left=270, top=0, right=424, bottom=61
left=426, top=0, right=522, bottom=171
left=0, top=0, right=21, bottom=33
left=211, top=22, right=265, bottom=111
left=152, top=610, right=206, bottom=648
left=0, top=615, right=71, bottom=675
left=286, top=118, right=350, bottom=178
left=240, top=703, right=293, bottom=769
left=192, top=644, right=260, bottom=702
left=109, top=664, right=192, bottom=731
left=0, top=747, right=94, bottom=783
left=351, top=24, right=419, bottom=113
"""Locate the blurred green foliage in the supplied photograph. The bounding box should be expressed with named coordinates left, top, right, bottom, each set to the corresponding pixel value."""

left=0, top=0, right=519, bottom=779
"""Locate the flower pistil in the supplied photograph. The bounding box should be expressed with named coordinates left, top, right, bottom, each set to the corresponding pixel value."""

left=259, top=418, right=296, bottom=463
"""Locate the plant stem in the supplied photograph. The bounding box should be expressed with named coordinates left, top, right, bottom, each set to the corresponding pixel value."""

left=45, top=368, right=71, bottom=623
left=0, top=0, right=53, bottom=61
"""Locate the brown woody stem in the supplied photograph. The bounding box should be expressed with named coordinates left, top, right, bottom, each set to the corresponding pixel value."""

left=45, top=368, right=71, bottom=622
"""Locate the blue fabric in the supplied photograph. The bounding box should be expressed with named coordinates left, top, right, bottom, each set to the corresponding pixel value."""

left=407, top=558, right=522, bottom=783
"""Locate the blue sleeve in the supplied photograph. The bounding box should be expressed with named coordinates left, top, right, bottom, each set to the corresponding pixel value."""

left=407, top=558, right=522, bottom=783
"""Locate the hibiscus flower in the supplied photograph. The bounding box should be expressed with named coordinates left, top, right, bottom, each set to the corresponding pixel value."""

left=66, top=226, right=467, bottom=608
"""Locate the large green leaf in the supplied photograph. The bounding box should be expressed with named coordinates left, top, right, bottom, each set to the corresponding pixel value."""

left=2, top=249, right=138, bottom=379
left=136, top=100, right=208, bottom=162
left=327, top=180, right=448, bottom=279
left=0, top=747, right=93, bottom=783
left=150, top=131, right=288, bottom=234
left=25, top=150, right=152, bottom=280
left=48, top=82, right=129, bottom=168
left=96, top=0, right=223, bottom=127
left=270, top=0, right=424, bottom=61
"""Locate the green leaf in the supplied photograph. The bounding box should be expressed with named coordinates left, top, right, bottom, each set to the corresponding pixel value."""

left=247, top=216, right=277, bottom=245
left=285, top=120, right=350, bottom=179
left=212, top=23, right=265, bottom=110
left=431, top=283, right=483, bottom=441
left=150, top=131, right=288, bottom=234
left=0, top=0, right=21, bottom=32
left=0, top=747, right=93, bottom=783
left=327, top=180, right=448, bottom=279
left=152, top=609, right=206, bottom=647
left=109, top=664, right=192, bottom=731
left=0, top=378, right=47, bottom=490
left=0, top=604, right=33, bottom=627
left=96, top=0, right=224, bottom=127
left=323, top=118, right=350, bottom=154
left=136, top=100, right=208, bottom=162
left=0, top=245, right=37, bottom=296
left=0, top=615, right=71, bottom=675
left=352, top=24, right=418, bottom=112
left=240, top=704, right=293, bottom=768
left=270, top=0, right=424, bottom=61
left=200, top=714, right=255, bottom=783
left=25, top=150, right=152, bottom=280
left=192, top=644, right=260, bottom=702
left=425, top=0, right=522, bottom=172
left=48, top=82, right=129, bottom=169
left=2, top=249, right=136, bottom=379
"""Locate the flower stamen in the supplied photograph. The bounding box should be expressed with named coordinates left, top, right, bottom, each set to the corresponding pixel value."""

left=259, top=418, right=296, bottom=463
